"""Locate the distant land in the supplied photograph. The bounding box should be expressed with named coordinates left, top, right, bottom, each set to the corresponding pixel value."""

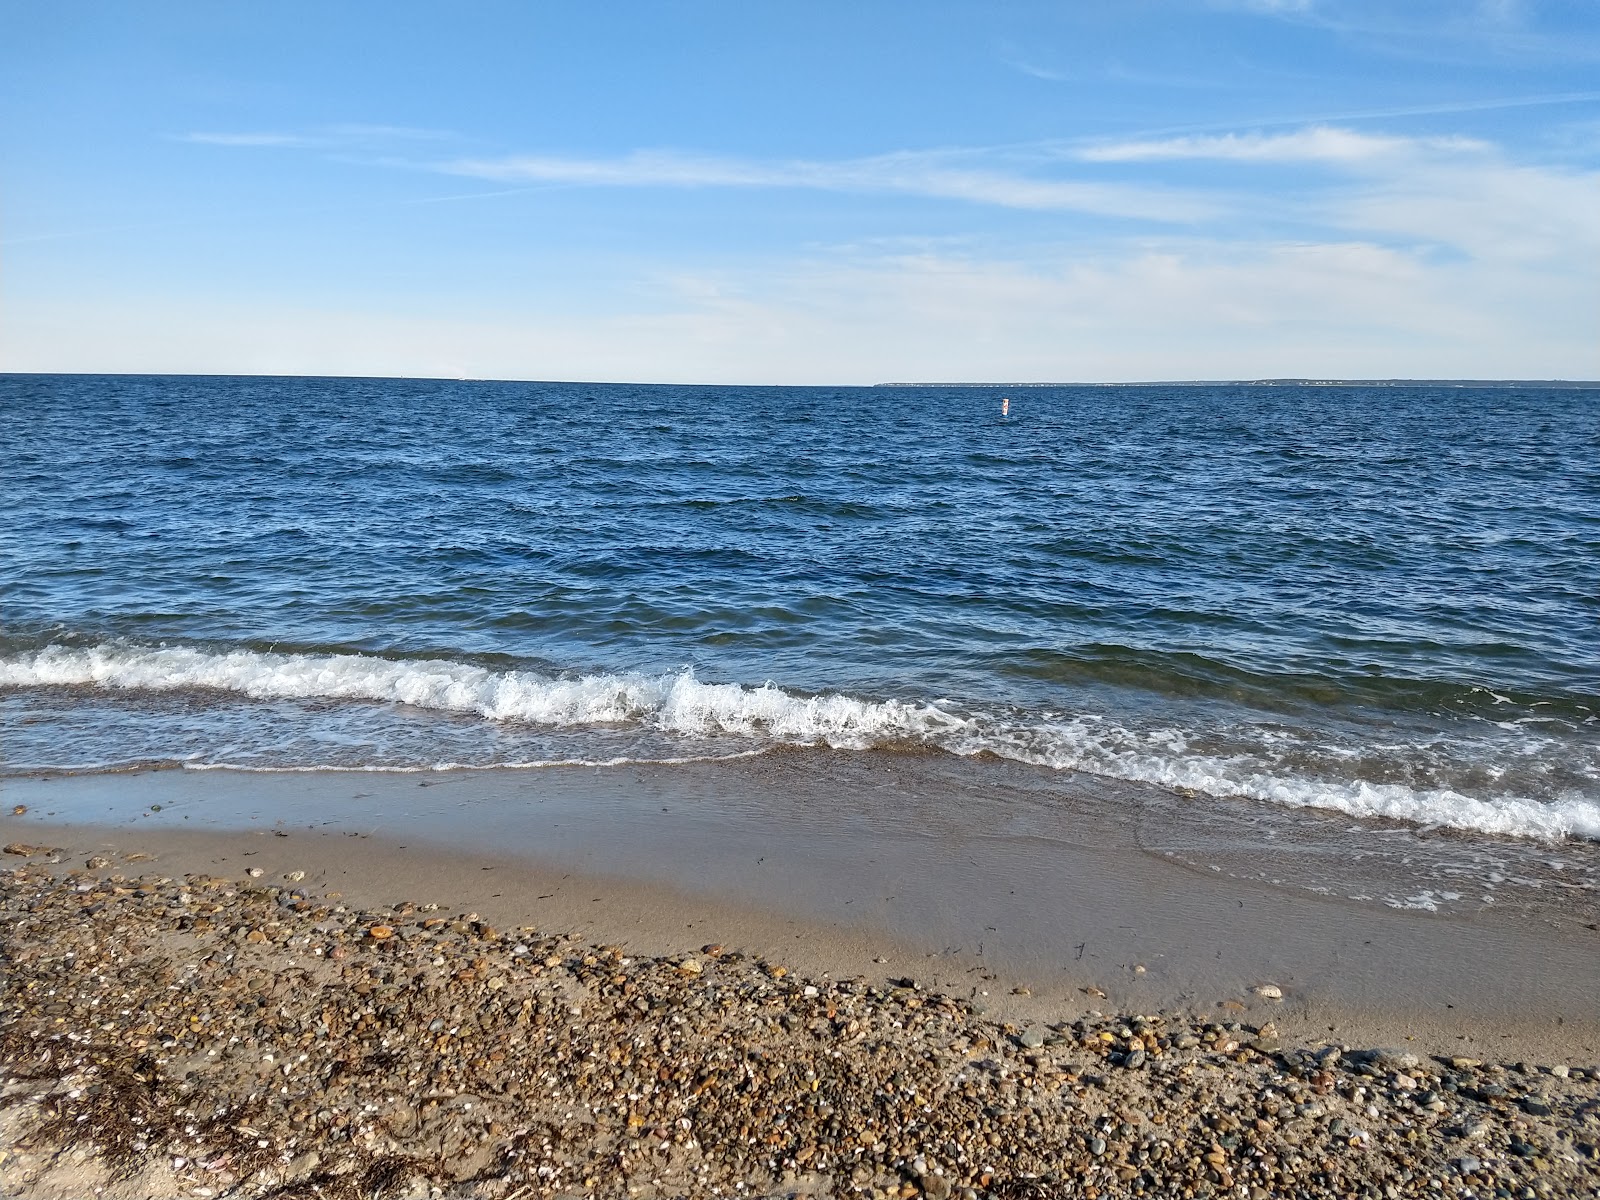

left=875, top=378, right=1600, bottom=389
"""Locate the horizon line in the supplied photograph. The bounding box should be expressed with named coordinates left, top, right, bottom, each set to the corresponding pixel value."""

left=3, top=370, right=1598, bottom=389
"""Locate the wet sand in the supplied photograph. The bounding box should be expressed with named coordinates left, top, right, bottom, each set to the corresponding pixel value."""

left=4, top=756, right=1598, bottom=1061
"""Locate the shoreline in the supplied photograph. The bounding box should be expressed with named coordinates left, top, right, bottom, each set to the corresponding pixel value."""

left=3, top=759, right=1599, bottom=1057
left=3, top=819, right=1599, bottom=1198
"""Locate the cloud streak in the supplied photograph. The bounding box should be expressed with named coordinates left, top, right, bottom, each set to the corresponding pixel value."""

left=1079, top=125, right=1489, bottom=164
left=437, top=148, right=1221, bottom=222
left=178, top=125, right=454, bottom=150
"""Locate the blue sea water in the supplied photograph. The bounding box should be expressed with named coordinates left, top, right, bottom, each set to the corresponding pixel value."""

left=3, top=374, right=1598, bottom=849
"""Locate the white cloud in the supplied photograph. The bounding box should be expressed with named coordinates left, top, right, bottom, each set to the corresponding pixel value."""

left=179, top=132, right=318, bottom=148
left=1080, top=125, right=1489, bottom=164
left=7, top=233, right=1593, bottom=383
left=178, top=125, right=453, bottom=150
left=438, top=149, right=1221, bottom=222
left=1218, top=0, right=1315, bottom=13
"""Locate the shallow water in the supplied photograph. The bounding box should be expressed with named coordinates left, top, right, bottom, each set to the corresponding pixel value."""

left=3, top=375, right=1598, bottom=863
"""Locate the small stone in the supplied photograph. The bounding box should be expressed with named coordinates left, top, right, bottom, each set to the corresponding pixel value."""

left=10, top=805, right=25, bottom=815
left=1018, top=1026, right=1048, bottom=1049
left=922, top=1174, right=951, bottom=1200
left=1089, top=1136, right=1107, bottom=1156
left=677, top=958, right=703, bottom=976
left=368, top=924, right=394, bottom=940
left=283, top=870, right=305, bottom=882
left=1124, top=1047, right=1147, bottom=1069
left=85, top=856, right=111, bottom=870
left=1454, top=1155, right=1481, bottom=1174
left=1352, top=1047, right=1419, bottom=1071
left=246, top=867, right=264, bottom=878
left=1252, top=983, right=1283, bottom=1000
left=1521, top=1094, right=1553, bottom=1116
left=1550, top=1064, right=1569, bottom=1079
left=1450, top=1056, right=1482, bottom=1070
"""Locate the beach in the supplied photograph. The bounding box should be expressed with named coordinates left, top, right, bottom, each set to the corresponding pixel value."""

left=3, top=765, right=1599, bottom=1198
left=4, top=376, right=1599, bottom=1195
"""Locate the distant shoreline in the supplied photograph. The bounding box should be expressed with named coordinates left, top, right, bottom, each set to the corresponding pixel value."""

left=874, top=378, right=1600, bottom=388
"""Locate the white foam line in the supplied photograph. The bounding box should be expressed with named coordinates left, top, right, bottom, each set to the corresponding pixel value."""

left=181, top=749, right=770, bottom=773
left=6, top=642, right=1598, bottom=842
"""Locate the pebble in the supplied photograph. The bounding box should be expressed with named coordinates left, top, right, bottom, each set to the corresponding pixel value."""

left=246, top=866, right=264, bottom=878
left=1252, top=983, right=1284, bottom=1000
left=1, top=862, right=1596, bottom=1200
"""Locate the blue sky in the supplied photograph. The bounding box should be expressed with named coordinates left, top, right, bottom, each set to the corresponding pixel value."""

left=3, top=0, right=1597, bottom=383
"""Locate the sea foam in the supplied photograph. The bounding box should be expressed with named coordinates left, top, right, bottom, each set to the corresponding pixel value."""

left=5, top=643, right=1597, bottom=842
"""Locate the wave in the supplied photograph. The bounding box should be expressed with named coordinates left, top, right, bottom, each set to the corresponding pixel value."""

left=5, top=642, right=1598, bottom=842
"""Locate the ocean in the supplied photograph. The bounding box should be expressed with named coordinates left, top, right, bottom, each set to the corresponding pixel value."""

left=3, top=374, right=1598, bottom=912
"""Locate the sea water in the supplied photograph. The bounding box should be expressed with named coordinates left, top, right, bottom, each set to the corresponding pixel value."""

left=3, top=375, right=1597, bottom=908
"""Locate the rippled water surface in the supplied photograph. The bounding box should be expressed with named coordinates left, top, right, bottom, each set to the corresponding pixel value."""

left=3, top=374, right=1598, bottom=851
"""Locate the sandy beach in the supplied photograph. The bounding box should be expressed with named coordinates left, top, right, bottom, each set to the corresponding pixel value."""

left=3, top=766, right=1598, bottom=1198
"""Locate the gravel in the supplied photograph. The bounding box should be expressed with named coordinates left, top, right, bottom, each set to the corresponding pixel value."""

left=3, top=859, right=1598, bottom=1199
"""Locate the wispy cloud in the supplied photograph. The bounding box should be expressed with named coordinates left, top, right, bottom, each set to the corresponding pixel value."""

left=438, top=148, right=1220, bottom=222
left=177, top=124, right=454, bottom=150
left=1002, top=57, right=1070, bottom=82
left=1076, top=123, right=1600, bottom=262
left=180, top=132, right=318, bottom=148
left=1211, top=0, right=1600, bottom=64
left=1080, top=126, right=1489, bottom=164
left=1217, top=0, right=1315, bottom=13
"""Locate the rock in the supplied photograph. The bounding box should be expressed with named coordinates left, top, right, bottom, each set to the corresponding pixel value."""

left=1522, top=1094, right=1553, bottom=1116
left=1089, top=1136, right=1107, bottom=1156
left=921, top=1174, right=951, bottom=1200
left=1350, top=1047, right=1419, bottom=1071
left=368, top=924, right=395, bottom=940
left=246, top=867, right=264, bottom=878
left=284, top=870, right=306, bottom=882
left=1018, top=1026, right=1048, bottom=1049
left=1123, top=1047, right=1147, bottom=1069
left=1252, top=983, right=1283, bottom=1000
left=10, top=805, right=25, bottom=815
left=3, top=843, right=45, bottom=857
left=1550, top=1064, right=1570, bottom=1079
left=1454, top=1155, right=1481, bottom=1174
left=85, top=856, right=111, bottom=870
left=1252, top=1037, right=1282, bottom=1055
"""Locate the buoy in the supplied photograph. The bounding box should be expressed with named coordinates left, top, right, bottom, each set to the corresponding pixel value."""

left=1001, top=396, right=1010, bottom=417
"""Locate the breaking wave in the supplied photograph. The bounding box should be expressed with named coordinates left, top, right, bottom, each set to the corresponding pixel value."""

left=4, top=642, right=1598, bottom=842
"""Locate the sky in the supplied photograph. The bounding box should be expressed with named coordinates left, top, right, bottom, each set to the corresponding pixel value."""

left=2, top=0, right=1598, bottom=384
